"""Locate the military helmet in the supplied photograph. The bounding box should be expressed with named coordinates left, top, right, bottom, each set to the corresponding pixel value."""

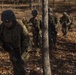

left=32, top=9, right=38, bottom=16
left=1, top=10, right=16, bottom=22
left=48, top=8, right=53, bottom=13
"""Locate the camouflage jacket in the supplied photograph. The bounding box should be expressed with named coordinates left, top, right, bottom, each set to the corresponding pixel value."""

left=48, top=14, right=58, bottom=32
left=0, top=21, right=29, bottom=53
left=60, top=15, right=71, bottom=26
left=29, top=16, right=42, bottom=35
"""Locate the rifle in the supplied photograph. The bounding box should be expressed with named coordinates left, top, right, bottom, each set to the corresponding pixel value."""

left=0, top=35, right=20, bottom=62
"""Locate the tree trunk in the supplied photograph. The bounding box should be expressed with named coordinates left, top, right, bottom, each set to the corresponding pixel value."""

left=2, top=0, right=4, bottom=11
left=53, top=0, right=55, bottom=8
left=42, top=0, right=52, bottom=75
left=29, top=0, right=33, bottom=9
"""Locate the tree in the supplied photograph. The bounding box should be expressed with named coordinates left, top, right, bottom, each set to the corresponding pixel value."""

left=42, top=0, right=52, bottom=75
left=53, top=0, right=55, bottom=8
left=29, top=0, right=33, bottom=9
left=2, top=0, right=4, bottom=10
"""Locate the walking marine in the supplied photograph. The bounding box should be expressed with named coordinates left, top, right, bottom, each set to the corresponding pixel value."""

left=48, top=8, right=58, bottom=48
left=28, top=9, right=42, bottom=48
left=0, top=10, right=29, bottom=75
left=60, top=12, right=71, bottom=37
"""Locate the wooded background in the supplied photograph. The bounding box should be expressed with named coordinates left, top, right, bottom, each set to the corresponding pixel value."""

left=0, top=0, right=76, bottom=12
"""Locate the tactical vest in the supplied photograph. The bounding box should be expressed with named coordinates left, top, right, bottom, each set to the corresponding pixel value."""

left=0, top=22, right=22, bottom=49
left=29, top=17, right=40, bottom=35
left=49, top=15, right=57, bottom=32
left=60, top=16, right=69, bottom=25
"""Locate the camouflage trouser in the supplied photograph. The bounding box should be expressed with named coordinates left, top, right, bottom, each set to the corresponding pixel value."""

left=49, top=31, right=57, bottom=48
left=62, top=25, right=68, bottom=36
left=12, top=62, right=25, bottom=75
left=33, top=34, right=39, bottom=48
left=9, top=49, right=25, bottom=75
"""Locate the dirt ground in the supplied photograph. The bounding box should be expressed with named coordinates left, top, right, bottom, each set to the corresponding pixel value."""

left=0, top=12, right=76, bottom=75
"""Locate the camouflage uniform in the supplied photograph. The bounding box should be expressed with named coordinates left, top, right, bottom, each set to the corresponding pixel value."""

left=29, top=9, right=42, bottom=48
left=60, top=12, right=71, bottom=37
left=48, top=8, right=58, bottom=48
left=0, top=10, right=29, bottom=75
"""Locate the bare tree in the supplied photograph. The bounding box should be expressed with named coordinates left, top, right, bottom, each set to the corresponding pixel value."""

left=42, top=0, right=52, bottom=75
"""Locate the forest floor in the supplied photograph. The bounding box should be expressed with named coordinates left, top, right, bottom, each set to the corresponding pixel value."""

left=0, top=13, right=76, bottom=75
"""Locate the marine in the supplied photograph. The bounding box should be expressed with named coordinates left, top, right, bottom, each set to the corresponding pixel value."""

left=48, top=8, right=58, bottom=48
left=0, top=10, right=29, bottom=75
left=28, top=9, right=42, bottom=48
left=60, top=12, right=71, bottom=37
